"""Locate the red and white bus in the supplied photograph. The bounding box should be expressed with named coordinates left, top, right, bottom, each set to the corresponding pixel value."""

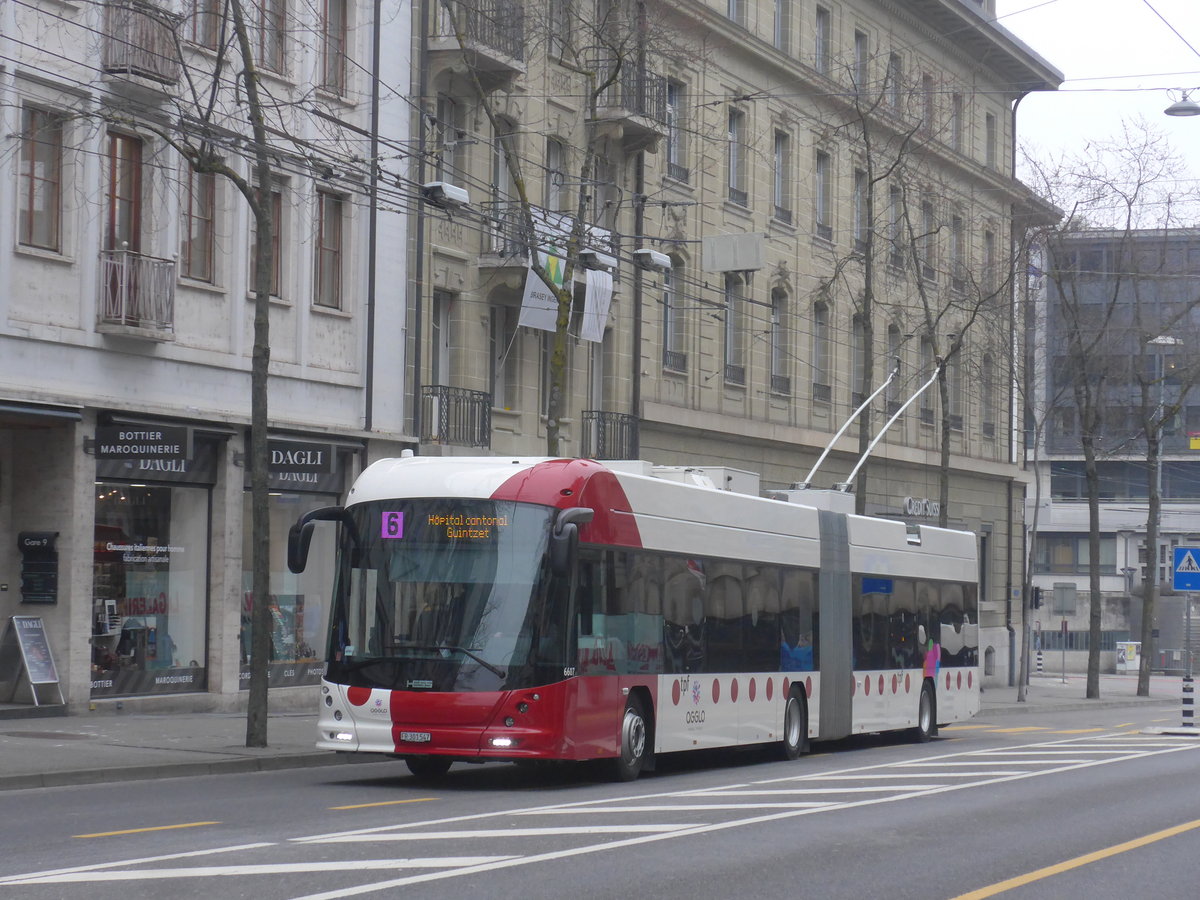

left=288, top=455, right=979, bottom=780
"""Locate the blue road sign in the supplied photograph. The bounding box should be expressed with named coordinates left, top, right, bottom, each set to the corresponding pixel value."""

left=1173, top=547, right=1200, bottom=591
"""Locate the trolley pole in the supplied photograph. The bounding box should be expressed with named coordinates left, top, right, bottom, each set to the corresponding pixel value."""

left=1061, top=618, right=1067, bottom=684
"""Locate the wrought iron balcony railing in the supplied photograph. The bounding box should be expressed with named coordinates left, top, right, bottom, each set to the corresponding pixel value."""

left=434, top=0, right=525, bottom=63
left=102, top=1, right=181, bottom=85
left=597, top=64, right=667, bottom=125
left=581, top=410, right=638, bottom=460
left=421, top=385, right=492, bottom=448
left=99, top=249, right=175, bottom=332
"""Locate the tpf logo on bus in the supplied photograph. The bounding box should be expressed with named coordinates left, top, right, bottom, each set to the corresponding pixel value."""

left=677, top=677, right=705, bottom=727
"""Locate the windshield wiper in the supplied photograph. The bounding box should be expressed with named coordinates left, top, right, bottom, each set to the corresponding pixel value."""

left=392, top=641, right=506, bottom=679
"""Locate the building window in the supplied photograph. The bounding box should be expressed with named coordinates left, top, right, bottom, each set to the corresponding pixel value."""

left=546, top=137, right=567, bottom=211
left=666, top=81, right=688, bottom=181
left=181, top=166, right=215, bottom=282
left=851, top=315, right=866, bottom=406
left=982, top=353, right=996, bottom=437
left=254, top=0, right=286, bottom=73
left=812, top=301, right=830, bottom=402
left=319, top=0, right=347, bottom=93
left=985, top=112, right=997, bottom=169
left=435, top=94, right=466, bottom=182
left=106, top=132, right=143, bottom=252
left=950, top=92, right=963, bottom=152
left=727, top=108, right=748, bottom=206
left=189, top=0, right=223, bottom=49
left=663, top=264, right=687, bottom=370
left=948, top=352, right=963, bottom=429
left=949, top=215, right=965, bottom=292
left=983, top=228, right=997, bottom=293
left=773, top=130, right=792, bottom=223
left=724, top=274, right=745, bottom=384
left=727, top=0, right=744, bottom=26
left=1035, top=534, right=1116, bottom=575
left=770, top=288, right=788, bottom=393
left=814, top=6, right=831, bottom=76
left=921, top=73, right=935, bottom=132
left=774, top=0, right=790, bottom=52
left=919, top=199, right=937, bottom=282
left=853, top=168, right=867, bottom=251
left=886, top=52, right=902, bottom=110
left=315, top=191, right=344, bottom=309
left=549, top=0, right=571, bottom=58
left=18, top=107, right=63, bottom=252
left=888, top=184, right=903, bottom=268
left=490, top=305, right=519, bottom=409
left=249, top=186, right=282, bottom=297
left=814, top=150, right=832, bottom=241
left=919, top=335, right=935, bottom=424
left=886, top=323, right=902, bottom=413
left=853, top=29, right=869, bottom=94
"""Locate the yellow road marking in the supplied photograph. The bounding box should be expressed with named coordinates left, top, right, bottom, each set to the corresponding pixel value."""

left=75, top=822, right=220, bottom=839
left=1048, top=728, right=1105, bottom=734
left=989, top=726, right=1047, bottom=733
left=941, top=724, right=993, bottom=730
left=330, top=798, right=436, bottom=810
left=951, top=818, right=1200, bottom=899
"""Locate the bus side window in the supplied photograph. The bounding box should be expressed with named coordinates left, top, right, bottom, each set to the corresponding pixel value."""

left=663, top=556, right=705, bottom=673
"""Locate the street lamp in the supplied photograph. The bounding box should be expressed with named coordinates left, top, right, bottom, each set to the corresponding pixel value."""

left=1164, top=90, right=1200, bottom=117
left=1148, top=335, right=1183, bottom=682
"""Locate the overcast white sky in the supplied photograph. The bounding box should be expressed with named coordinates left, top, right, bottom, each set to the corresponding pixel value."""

left=994, top=0, right=1200, bottom=187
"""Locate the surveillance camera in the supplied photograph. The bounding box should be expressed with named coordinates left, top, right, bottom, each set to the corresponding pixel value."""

left=633, top=248, right=672, bottom=271
left=421, top=181, right=470, bottom=209
left=579, top=249, right=617, bottom=270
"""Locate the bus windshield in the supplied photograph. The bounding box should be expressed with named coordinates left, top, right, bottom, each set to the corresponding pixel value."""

left=325, top=499, right=569, bottom=692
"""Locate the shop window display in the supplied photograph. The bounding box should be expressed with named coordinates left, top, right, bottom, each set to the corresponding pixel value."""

left=92, top=483, right=209, bottom=696
left=239, top=492, right=337, bottom=687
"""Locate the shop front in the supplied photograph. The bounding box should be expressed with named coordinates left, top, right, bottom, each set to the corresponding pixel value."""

left=238, top=438, right=351, bottom=689
left=91, top=431, right=217, bottom=698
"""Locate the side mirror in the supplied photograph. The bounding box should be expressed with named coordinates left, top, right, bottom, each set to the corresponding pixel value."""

left=550, top=506, right=594, bottom=576
left=287, top=506, right=346, bottom=573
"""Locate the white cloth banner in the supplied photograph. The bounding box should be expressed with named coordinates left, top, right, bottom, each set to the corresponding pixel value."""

left=518, top=265, right=558, bottom=332
left=581, top=268, right=613, bottom=343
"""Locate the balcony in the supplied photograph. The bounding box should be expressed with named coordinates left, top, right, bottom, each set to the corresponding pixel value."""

left=481, top=200, right=530, bottom=260
left=98, top=249, right=175, bottom=340
left=430, top=0, right=525, bottom=89
left=593, top=64, right=668, bottom=150
left=581, top=410, right=638, bottom=460
left=102, top=1, right=181, bottom=94
left=421, top=385, right=492, bottom=448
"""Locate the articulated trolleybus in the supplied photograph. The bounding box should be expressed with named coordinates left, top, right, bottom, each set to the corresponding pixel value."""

left=288, top=454, right=979, bottom=780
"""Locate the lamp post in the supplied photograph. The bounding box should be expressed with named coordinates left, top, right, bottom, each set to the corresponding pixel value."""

left=1148, top=336, right=1182, bottom=691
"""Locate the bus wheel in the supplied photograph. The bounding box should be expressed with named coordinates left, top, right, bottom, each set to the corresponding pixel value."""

left=405, top=756, right=453, bottom=779
left=610, top=695, right=649, bottom=782
left=780, top=693, right=807, bottom=760
left=912, top=682, right=935, bottom=743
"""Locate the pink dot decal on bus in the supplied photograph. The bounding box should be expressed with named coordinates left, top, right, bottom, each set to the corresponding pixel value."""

left=381, top=511, right=404, bottom=539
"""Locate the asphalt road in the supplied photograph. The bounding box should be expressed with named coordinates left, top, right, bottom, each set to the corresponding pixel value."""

left=1, top=703, right=1197, bottom=900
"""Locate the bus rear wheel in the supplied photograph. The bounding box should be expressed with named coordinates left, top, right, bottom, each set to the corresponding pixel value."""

left=405, top=756, right=453, bottom=779
left=780, top=693, right=807, bottom=760
left=912, top=682, right=935, bottom=743
left=610, top=695, right=649, bottom=782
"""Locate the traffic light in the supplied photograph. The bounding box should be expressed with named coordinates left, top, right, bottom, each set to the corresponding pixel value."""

left=1031, top=587, right=1043, bottom=609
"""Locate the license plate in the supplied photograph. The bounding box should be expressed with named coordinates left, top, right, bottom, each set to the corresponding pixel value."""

left=400, top=731, right=431, bottom=743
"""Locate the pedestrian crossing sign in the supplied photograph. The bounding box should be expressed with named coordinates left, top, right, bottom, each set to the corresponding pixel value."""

left=1173, top=547, right=1200, bottom=591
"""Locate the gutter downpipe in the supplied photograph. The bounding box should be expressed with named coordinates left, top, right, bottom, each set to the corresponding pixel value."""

left=410, top=0, right=430, bottom=441
left=364, top=0, right=381, bottom=432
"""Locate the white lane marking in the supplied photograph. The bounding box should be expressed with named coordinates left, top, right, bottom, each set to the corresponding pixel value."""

left=3, top=858, right=515, bottom=885
left=681, top=786, right=947, bottom=794
left=894, top=759, right=1095, bottom=766
left=0, top=843, right=275, bottom=885
left=513, top=803, right=835, bottom=813
left=975, top=749, right=1124, bottom=756
left=308, top=825, right=696, bottom=841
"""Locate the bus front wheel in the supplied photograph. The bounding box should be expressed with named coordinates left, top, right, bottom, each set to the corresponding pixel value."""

left=780, top=693, right=807, bottom=760
left=912, top=682, right=935, bottom=743
left=610, top=695, right=649, bottom=782
left=405, top=756, right=453, bottom=779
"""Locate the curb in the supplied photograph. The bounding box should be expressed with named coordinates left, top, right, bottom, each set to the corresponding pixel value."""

left=979, top=697, right=1177, bottom=717
left=0, top=752, right=394, bottom=793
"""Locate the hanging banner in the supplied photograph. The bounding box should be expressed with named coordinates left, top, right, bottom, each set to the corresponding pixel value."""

left=518, top=248, right=565, bottom=332
left=581, top=268, right=613, bottom=342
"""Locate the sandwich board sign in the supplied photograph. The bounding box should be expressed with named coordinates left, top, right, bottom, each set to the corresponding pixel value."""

left=1172, top=547, right=1200, bottom=592
left=0, top=616, right=63, bottom=707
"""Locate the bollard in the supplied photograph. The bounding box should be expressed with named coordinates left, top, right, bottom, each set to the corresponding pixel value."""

left=1183, top=676, right=1194, bottom=729
left=1036, top=650, right=1043, bottom=675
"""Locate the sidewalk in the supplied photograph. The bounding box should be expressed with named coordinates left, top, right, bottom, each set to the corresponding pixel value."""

left=0, top=674, right=1189, bottom=792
